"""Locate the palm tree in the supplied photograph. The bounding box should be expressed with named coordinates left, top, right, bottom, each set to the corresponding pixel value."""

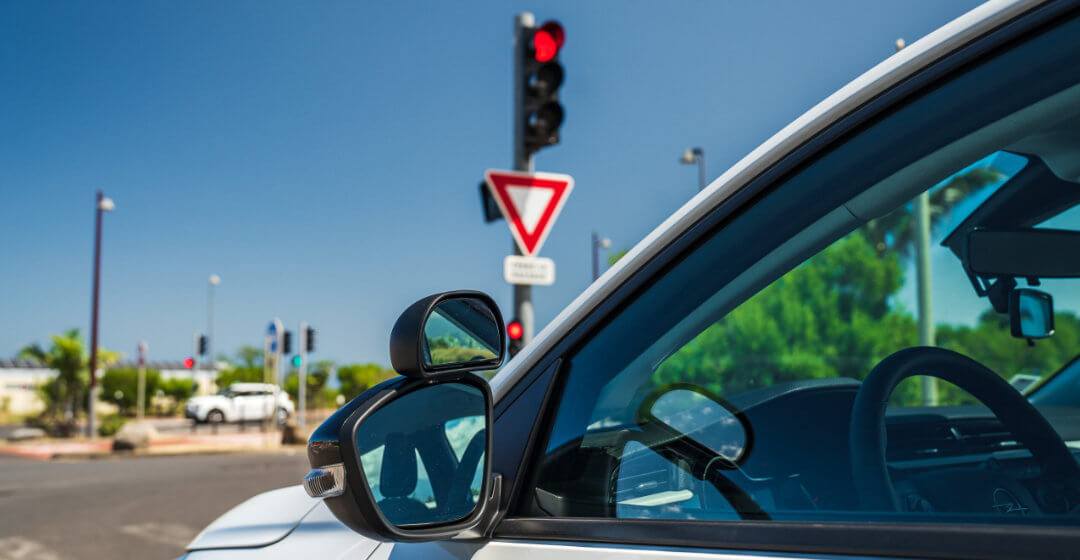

left=19, top=329, right=118, bottom=427
left=863, top=167, right=1005, bottom=257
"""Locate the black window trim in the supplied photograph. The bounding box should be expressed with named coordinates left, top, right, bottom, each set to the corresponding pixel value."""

left=490, top=2, right=1080, bottom=559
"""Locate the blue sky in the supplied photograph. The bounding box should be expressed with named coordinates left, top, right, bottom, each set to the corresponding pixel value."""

left=0, top=1, right=987, bottom=365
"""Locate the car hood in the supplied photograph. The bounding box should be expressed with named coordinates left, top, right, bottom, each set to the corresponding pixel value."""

left=187, top=485, right=318, bottom=550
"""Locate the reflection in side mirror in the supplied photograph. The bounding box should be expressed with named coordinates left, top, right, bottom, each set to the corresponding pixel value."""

left=356, top=382, right=487, bottom=527
left=645, top=386, right=749, bottom=464
left=423, top=298, right=501, bottom=369
left=1011, top=288, right=1055, bottom=339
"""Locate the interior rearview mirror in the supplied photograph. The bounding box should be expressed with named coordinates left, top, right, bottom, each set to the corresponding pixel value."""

left=642, top=385, right=750, bottom=465
left=1011, top=288, right=1055, bottom=339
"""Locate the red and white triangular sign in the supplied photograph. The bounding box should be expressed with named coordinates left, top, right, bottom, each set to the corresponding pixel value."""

left=484, top=169, right=574, bottom=257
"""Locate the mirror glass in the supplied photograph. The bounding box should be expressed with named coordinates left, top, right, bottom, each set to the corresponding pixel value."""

left=1012, top=289, right=1054, bottom=339
left=355, top=382, right=487, bottom=527
left=423, top=298, right=501, bottom=368
left=649, top=388, right=747, bottom=463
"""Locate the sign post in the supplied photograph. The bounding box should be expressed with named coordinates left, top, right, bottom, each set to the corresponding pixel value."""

left=136, top=341, right=148, bottom=421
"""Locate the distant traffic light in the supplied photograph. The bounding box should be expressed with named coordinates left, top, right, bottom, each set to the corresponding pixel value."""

left=183, top=356, right=195, bottom=369
left=197, top=335, right=208, bottom=356
left=522, top=20, right=565, bottom=155
left=291, top=355, right=302, bottom=368
left=304, top=326, right=316, bottom=353
left=507, top=319, right=524, bottom=357
left=282, top=330, right=293, bottom=355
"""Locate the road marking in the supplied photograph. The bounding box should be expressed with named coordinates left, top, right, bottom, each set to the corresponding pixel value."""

left=119, top=523, right=196, bottom=548
left=0, top=537, right=61, bottom=560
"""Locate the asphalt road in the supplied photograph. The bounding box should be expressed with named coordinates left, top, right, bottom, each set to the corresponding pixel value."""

left=0, top=452, right=310, bottom=560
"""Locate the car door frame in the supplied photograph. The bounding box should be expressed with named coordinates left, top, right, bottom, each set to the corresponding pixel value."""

left=485, top=3, right=1080, bottom=559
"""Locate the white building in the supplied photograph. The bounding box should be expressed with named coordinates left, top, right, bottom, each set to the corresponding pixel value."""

left=0, top=358, right=216, bottom=417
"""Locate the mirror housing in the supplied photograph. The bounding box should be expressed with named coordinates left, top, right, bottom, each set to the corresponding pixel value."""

left=390, top=291, right=505, bottom=379
left=304, top=291, right=505, bottom=542
left=1011, top=288, right=1055, bottom=339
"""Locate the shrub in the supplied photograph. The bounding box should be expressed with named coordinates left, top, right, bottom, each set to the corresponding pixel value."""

left=98, top=413, right=126, bottom=437
left=101, top=368, right=161, bottom=415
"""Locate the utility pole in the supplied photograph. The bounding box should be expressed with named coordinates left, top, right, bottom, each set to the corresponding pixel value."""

left=680, top=147, right=706, bottom=191
left=896, top=38, right=937, bottom=406
left=513, top=12, right=537, bottom=346
left=136, top=341, right=148, bottom=421
left=87, top=191, right=114, bottom=438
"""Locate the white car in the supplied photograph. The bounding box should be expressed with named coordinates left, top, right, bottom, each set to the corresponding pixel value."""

left=184, top=2, right=1080, bottom=559
left=185, top=382, right=294, bottom=425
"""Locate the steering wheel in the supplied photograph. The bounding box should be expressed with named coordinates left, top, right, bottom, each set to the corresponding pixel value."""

left=850, top=347, right=1080, bottom=511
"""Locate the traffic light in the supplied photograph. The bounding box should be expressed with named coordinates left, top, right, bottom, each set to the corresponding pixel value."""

left=282, top=330, right=293, bottom=355
left=291, top=355, right=303, bottom=368
left=507, top=319, right=524, bottom=357
left=197, top=335, right=208, bottom=356
left=522, top=20, right=565, bottom=155
left=304, top=326, right=316, bottom=353
left=183, top=356, right=195, bottom=369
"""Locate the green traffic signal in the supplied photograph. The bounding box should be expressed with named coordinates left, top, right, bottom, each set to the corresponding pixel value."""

left=291, top=355, right=302, bottom=368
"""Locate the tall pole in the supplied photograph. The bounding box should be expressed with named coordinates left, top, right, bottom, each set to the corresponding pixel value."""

left=896, top=38, right=937, bottom=406
left=298, top=321, right=308, bottom=432
left=591, top=231, right=600, bottom=282
left=136, top=341, right=148, bottom=421
left=207, top=274, right=220, bottom=373
left=513, top=12, right=536, bottom=345
left=87, top=190, right=108, bottom=438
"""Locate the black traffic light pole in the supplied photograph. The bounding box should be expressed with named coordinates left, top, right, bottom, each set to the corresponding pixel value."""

left=513, top=12, right=536, bottom=349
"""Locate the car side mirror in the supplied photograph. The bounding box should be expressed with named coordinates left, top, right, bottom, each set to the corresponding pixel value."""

left=1011, top=288, right=1055, bottom=339
left=640, top=384, right=750, bottom=466
left=303, top=291, right=504, bottom=542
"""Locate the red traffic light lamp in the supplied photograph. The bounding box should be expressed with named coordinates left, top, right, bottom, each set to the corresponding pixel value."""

left=183, top=356, right=195, bottom=369
left=532, top=21, right=564, bottom=63
left=507, top=320, right=524, bottom=341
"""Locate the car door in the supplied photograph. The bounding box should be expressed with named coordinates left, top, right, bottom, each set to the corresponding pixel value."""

left=378, top=4, right=1080, bottom=560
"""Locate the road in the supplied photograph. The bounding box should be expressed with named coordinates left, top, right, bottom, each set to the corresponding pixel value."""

left=0, top=452, right=310, bottom=560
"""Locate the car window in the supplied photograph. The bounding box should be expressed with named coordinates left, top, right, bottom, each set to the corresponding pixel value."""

left=525, top=19, right=1080, bottom=528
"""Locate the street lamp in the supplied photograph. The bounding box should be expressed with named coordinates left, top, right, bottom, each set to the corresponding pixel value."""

left=87, top=191, right=114, bottom=438
left=680, top=147, right=706, bottom=192
left=591, top=231, right=612, bottom=281
left=207, top=274, right=220, bottom=374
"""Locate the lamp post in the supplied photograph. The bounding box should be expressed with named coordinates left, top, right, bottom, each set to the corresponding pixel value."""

left=680, top=147, right=706, bottom=192
left=207, top=274, right=220, bottom=374
left=591, top=232, right=612, bottom=281
left=87, top=191, right=114, bottom=438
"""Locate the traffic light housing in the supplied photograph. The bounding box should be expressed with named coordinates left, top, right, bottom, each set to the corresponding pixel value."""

left=282, top=330, right=293, bottom=355
left=304, top=326, right=316, bottom=353
left=522, top=20, right=565, bottom=155
left=197, top=335, right=208, bottom=356
left=507, top=319, right=524, bottom=358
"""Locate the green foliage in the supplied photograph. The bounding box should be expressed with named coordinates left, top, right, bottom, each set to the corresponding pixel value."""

left=654, top=228, right=1079, bottom=407
left=97, top=413, right=126, bottom=437
left=337, top=363, right=397, bottom=401
left=215, top=366, right=264, bottom=387
left=101, top=368, right=161, bottom=415
left=19, top=329, right=119, bottom=426
left=160, top=377, right=196, bottom=402
left=284, top=360, right=333, bottom=408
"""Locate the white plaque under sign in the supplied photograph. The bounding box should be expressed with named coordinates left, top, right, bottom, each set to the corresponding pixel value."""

left=504, top=255, right=556, bottom=286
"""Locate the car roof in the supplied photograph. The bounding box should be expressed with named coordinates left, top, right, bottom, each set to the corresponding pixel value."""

left=488, top=0, right=1042, bottom=401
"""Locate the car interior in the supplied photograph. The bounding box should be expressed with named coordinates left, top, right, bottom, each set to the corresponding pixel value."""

left=531, top=79, right=1080, bottom=525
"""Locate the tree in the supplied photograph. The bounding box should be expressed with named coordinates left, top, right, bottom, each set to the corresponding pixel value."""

left=337, top=363, right=397, bottom=401
left=284, top=360, right=334, bottom=408
left=101, top=367, right=161, bottom=415
left=19, top=329, right=119, bottom=424
left=215, top=346, right=266, bottom=387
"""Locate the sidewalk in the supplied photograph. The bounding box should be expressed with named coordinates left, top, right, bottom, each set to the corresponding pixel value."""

left=0, top=431, right=291, bottom=461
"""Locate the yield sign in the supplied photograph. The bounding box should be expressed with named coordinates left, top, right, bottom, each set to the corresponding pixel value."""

left=484, top=169, right=574, bottom=257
